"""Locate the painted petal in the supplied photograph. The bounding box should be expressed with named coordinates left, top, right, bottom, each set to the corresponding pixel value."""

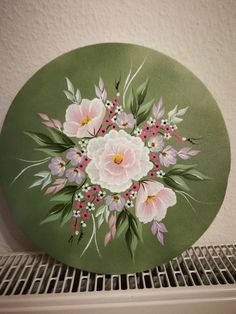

left=157, top=230, right=164, bottom=245
left=151, top=221, right=158, bottom=235
left=157, top=222, right=168, bottom=233
left=104, top=232, right=112, bottom=247
left=65, top=104, right=83, bottom=122
left=63, top=121, right=80, bottom=137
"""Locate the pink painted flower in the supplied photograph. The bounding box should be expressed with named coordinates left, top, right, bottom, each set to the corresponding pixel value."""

left=112, top=97, right=119, bottom=106
left=48, top=157, right=65, bottom=177
left=159, top=146, right=177, bottom=167
left=63, top=98, right=106, bottom=138
left=150, top=152, right=158, bottom=161
left=104, top=116, right=112, bottom=126
left=148, top=135, right=164, bottom=152
left=75, top=201, right=86, bottom=210
left=150, top=128, right=158, bottom=136
left=66, top=167, right=85, bottom=185
left=94, top=196, right=101, bottom=204
left=86, top=130, right=152, bottom=193
left=82, top=211, right=90, bottom=221
left=132, top=183, right=140, bottom=191
left=135, top=181, right=176, bottom=223
left=151, top=221, right=168, bottom=245
left=99, top=127, right=106, bottom=136
left=116, top=112, right=136, bottom=129
left=66, top=147, right=84, bottom=166
left=153, top=162, right=161, bottom=170
left=92, top=185, right=100, bottom=193
left=140, top=130, right=148, bottom=141
left=148, top=171, right=156, bottom=179
left=85, top=192, right=93, bottom=200
left=124, top=191, right=131, bottom=199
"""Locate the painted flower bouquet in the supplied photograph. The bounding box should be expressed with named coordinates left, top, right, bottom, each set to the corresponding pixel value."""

left=14, top=63, right=209, bottom=259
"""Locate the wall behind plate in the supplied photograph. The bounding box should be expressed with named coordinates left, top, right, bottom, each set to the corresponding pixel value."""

left=0, top=0, right=235, bottom=252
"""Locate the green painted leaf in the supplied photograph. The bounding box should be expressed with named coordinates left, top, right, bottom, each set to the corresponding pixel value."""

left=125, top=228, right=138, bottom=260
left=136, top=98, right=155, bottom=126
left=164, top=175, right=190, bottom=192
left=60, top=202, right=73, bottom=226
left=48, top=127, right=75, bottom=146
left=65, top=77, right=75, bottom=95
left=129, top=217, right=140, bottom=241
left=50, top=185, right=77, bottom=202
left=35, top=144, right=70, bottom=156
left=40, top=203, right=66, bottom=225
left=136, top=79, right=149, bottom=105
left=130, top=89, right=138, bottom=116
left=24, top=131, right=53, bottom=146
left=182, top=169, right=211, bottom=181
left=167, top=164, right=197, bottom=176
left=64, top=90, right=75, bottom=102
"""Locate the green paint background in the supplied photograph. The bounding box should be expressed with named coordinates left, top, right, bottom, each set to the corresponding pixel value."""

left=0, top=43, right=230, bottom=274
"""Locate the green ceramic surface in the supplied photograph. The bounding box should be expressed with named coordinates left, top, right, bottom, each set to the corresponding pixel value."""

left=0, top=43, right=230, bottom=274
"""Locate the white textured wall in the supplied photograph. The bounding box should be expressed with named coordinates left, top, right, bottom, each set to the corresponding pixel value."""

left=0, top=0, right=235, bottom=252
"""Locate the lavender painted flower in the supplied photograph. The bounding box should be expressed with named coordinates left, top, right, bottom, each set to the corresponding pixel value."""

left=48, top=157, right=65, bottom=177
left=66, top=147, right=84, bottom=166
left=151, top=221, right=168, bottom=245
left=116, top=112, right=135, bottom=129
left=148, top=135, right=164, bottom=152
left=66, top=167, right=85, bottom=185
left=106, top=194, right=125, bottom=212
left=159, top=146, right=177, bottom=167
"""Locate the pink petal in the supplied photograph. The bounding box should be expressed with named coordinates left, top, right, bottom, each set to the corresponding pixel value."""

left=44, top=186, right=56, bottom=195
left=38, top=113, right=49, bottom=121
left=151, top=221, right=158, bottom=235
left=111, top=225, right=116, bottom=239
left=42, top=121, right=55, bottom=128
left=63, top=121, right=80, bottom=137
left=65, top=104, right=83, bottom=123
left=157, top=231, right=164, bottom=245
left=104, top=232, right=112, bottom=247
left=52, top=119, right=62, bottom=129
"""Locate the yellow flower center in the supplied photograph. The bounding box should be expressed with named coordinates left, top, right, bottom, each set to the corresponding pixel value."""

left=80, top=115, right=91, bottom=126
left=113, top=154, right=124, bottom=165
left=145, top=195, right=156, bottom=204
left=122, top=120, right=128, bottom=126
left=113, top=195, right=120, bottom=202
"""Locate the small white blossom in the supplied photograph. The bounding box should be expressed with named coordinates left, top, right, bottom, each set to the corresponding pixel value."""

left=130, top=191, right=137, bottom=199
left=75, top=192, right=84, bottom=201
left=147, top=117, right=156, bottom=126
left=170, top=124, right=178, bottom=131
left=115, top=106, right=123, bottom=114
left=182, top=137, right=187, bottom=141
left=75, top=230, right=79, bottom=235
left=126, top=200, right=134, bottom=208
left=164, top=133, right=172, bottom=140
left=116, top=92, right=120, bottom=97
left=86, top=202, right=95, bottom=211
left=82, top=183, right=91, bottom=192
left=161, top=119, right=168, bottom=126
left=111, top=115, right=117, bottom=123
left=105, top=100, right=113, bottom=109
left=73, top=210, right=80, bottom=218
left=98, top=191, right=106, bottom=198
left=79, top=139, right=89, bottom=148
left=157, top=170, right=165, bottom=178
left=133, top=127, right=142, bottom=136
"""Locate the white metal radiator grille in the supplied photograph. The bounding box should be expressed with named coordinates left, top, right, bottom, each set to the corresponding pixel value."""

left=0, top=244, right=235, bottom=296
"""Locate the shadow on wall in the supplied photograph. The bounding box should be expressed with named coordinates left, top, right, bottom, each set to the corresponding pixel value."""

left=0, top=190, right=36, bottom=252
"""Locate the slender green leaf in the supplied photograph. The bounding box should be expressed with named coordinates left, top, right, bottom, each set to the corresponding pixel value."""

left=130, top=89, right=138, bottom=115
left=40, top=203, right=66, bottom=225
left=136, top=98, right=155, bottom=126
left=64, top=90, right=75, bottom=102
left=65, top=77, right=75, bottom=94
left=164, top=175, right=190, bottom=192
left=125, top=228, right=138, bottom=260
left=48, top=127, right=75, bottom=146
left=136, top=79, right=149, bottom=105
left=35, top=144, right=70, bottom=156
left=50, top=185, right=77, bottom=202
left=129, top=218, right=140, bottom=241
left=24, top=131, right=53, bottom=146
left=167, top=164, right=197, bottom=176
left=61, top=202, right=73, bottom=226
left=182, top=169, right=211, bottom=181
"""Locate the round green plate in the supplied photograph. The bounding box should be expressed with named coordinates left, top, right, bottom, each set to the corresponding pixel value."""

left=0, top=43, right=230, bottom=274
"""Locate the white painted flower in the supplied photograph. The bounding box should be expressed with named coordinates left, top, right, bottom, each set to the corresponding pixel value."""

left=133, top=127, right=142, bottom=136
left=105, top=100, right=113, bottom=109
left=86, top=130, right=153, bottom=193
left=98, top=191, right=106, bottom=198
left=86, top=202, right=95, bottom=211
left=161, top=119, right=168, bottom=126
left=82, top=183, right=91, bottom=192
left=115, top=106, right=123, bottom=114
left=147, top=117, right=156, bottom=126
left=73, top=210, right=80, bottom=218
left=79, top=139, right=89, bottom=147
left=157, top=170, right=165, bottom=178
left=111, top=115, right=117, bottom=123
left=126, top=200, right=134, bottom=208
left=75, top=192, right=84, bottom=201
left=164, top=133, right=172, bottom=140
left=63, top=98, right=106, bottom=138
left=130, top=191, right=137, bottom=199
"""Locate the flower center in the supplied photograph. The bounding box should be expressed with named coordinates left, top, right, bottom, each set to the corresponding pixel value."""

left=113, top=154, right=124, bottom=165
left=151, top=141, right=157, bottom=147
left=145, top=195, right=156, bottom=204
left=122, top=120, right=128, bottom=126
left=59, top=162, right=65, bottom=168
left=80, top=115, right=91, bottom=126
left=113, top=195, right=120, bottom=202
